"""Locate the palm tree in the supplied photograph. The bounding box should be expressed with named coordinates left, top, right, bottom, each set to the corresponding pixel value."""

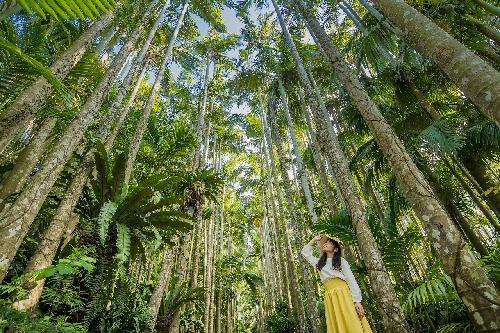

left=266, top=95, right=322, bottom=333
left=0, top=117, right=56, bottom=204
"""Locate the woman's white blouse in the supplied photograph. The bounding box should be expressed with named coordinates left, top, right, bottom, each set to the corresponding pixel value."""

left=301, top=243, right=362, bottom=303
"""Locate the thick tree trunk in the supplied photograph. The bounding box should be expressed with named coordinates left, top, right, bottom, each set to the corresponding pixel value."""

left=0, top=10, right=116, bottom=151
left=271, top=0, right=412, bottom=330
left=368, top=0, right=500, bottom=125
left=292, top=1, right=500, bottom=330
left=0, top=2, right=158, bottom=283
left=0, top=117, right=57, bottom=205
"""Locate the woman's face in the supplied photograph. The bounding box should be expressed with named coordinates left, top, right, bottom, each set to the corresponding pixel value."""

left=323, top=239, right=336, bottom=254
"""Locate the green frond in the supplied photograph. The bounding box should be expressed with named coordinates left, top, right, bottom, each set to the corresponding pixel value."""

left=10, top=0, right=116, bottom=21
left=115, top=223, right=131, bottom=264
left=0, top=37, right=72, bottom=104
left=435, top=323, right=474, bottom=333
left=97, top=200, right=118, bottom=245
left=402, top=273, right=458, bottom=314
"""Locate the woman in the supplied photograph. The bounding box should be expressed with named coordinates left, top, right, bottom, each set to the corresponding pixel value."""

left=301, top=234, right=372, bottom=333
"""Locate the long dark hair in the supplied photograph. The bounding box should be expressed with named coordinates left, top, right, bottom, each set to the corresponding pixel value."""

left=316, top=238, right=342, bottom=271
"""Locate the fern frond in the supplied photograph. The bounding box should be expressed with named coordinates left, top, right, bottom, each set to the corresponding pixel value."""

left=115, top=223, right=131, bottom=264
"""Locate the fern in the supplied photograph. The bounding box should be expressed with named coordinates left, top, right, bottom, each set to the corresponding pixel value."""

left=97, top=200, right=117, bottom=245
left=115, top=223, right=130, bottom=264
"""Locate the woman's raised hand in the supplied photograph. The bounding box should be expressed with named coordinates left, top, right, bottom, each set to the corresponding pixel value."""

left=314, top=235, right=322, bottom=241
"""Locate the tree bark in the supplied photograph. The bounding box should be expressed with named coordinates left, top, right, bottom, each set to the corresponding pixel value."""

left=264, top=94, right=321, bottom=333
left=0, top=1, right=158, bottom=283
left=193, top=57, right=212, bottom=170
left=0, top=117, right=57, bottom=205
left=261, top=104, right=307, bottom=331
left=146, top=249, right=175, bottom=328
left=0, top=10, right=116, bottom=151
left=292, top=1, right=500, bottom=330
left=368, top=0, right=500, bottom=125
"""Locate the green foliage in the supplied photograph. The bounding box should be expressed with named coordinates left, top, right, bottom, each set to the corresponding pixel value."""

left=266, top=302, right=297, bottom=333
left=3, top=0, right=117, bottom=20
left=0, top=307, right=86, bottom=333
left=402, top=272, right=458, bottom=314
left=0, top=37, right=72, bottom=103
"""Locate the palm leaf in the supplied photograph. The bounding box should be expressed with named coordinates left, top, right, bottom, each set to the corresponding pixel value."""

left=6, top=0, right=116, bottom=20
left=0, top=37, right=72, bottom=104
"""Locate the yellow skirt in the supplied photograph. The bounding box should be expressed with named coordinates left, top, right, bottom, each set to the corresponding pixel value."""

left=324, top=278, right=373, bottom=333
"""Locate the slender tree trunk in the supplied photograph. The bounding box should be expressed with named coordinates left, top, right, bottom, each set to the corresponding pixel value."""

left=0, top=117, right=57, bottom=205
left=292, top=1, right=500, bottom=329
left=124, top=0, right=188, bottom=184
left=262, top=153, right=289, bottom=303
left=271, top=0, right=413, bottom=330
left=146, top=248, right=175, bottom=329
left=417, top=158, right=490, bottom=257
left=368, top=0, right=500, bottom=125
left=472, top=0, right=500, bottom=17
left=278, top=79, right=318, bottom=226
left=193, top=57, right=212, bottom=170
left=466, top=15, right=500, bottom=45
left=0, top=10, right=116, bottom=151
left=462, top=156, right=500, bottom=218
left=303, top=106, right=339, bottom=213
left=0, top=2, right=158, bottom=283
left=444, top=158, right=500, bottom=232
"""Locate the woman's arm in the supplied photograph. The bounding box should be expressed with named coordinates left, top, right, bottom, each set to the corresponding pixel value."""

left=341, top=258, right=362, bottom=303
left=301, top=235, right=321, bottom=267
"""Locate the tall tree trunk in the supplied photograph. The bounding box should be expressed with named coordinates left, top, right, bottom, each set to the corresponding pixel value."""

left=0, top=117, right=57, bottom=205
left=472, top=0, right=500, bottom=17
left=368, top=0, right=500, bottom=125
left=0, top=1, right=158, bottom=283
left=262, top=150, right=289, bottom=303
left=270, top=0, right=412, bottom=330
left=292, top=1, right=500, bottom=329
left=278, top=79, right=318, bottom=226
left=124, top=0, right=189, bottom=184
left=461, top=157, right=500, bottom=218
left=193, top=57, right=212, bottom=170
left=146, top=248, right=175, bottom=329
left=0, top=10, right=116, bottom=151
